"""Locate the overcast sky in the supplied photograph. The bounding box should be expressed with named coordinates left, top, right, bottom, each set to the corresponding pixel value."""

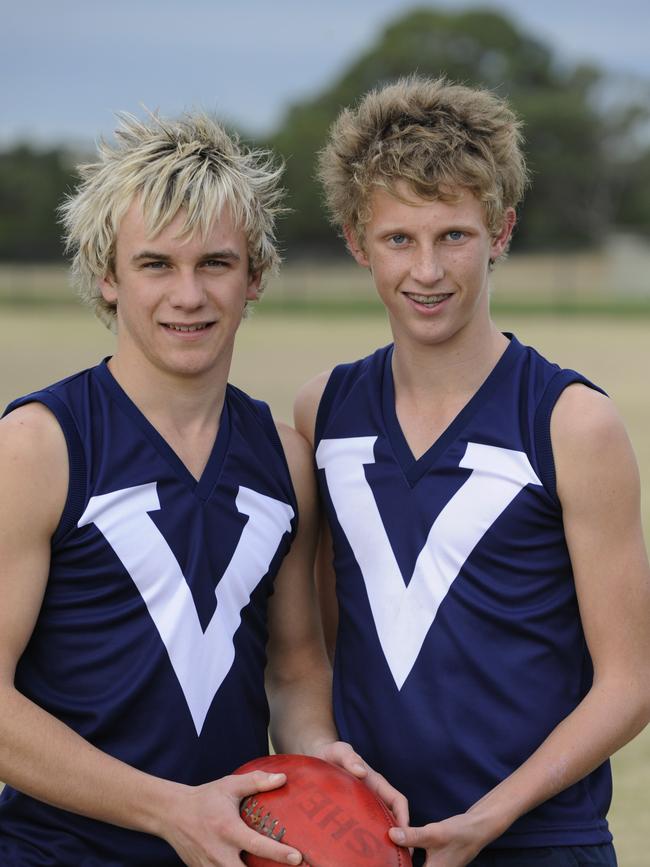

left=3, top=0, right=649, bottom=148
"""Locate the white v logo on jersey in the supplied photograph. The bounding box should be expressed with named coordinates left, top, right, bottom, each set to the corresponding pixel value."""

left=316, top=437, right=541, bottom=689
left=79, top=483, right=294, bottom=735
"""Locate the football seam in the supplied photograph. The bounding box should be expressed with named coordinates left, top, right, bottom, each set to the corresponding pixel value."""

left=375, top=797, right=408, bottom=866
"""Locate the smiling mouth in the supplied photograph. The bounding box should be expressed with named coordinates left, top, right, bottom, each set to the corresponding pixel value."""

left=404, top=292, right=451, bottom=307
left=163, top=322, right=214, bottom=333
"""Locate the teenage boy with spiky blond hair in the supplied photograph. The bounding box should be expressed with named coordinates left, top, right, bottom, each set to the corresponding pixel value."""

left=295, top=76, right=650, bottom=867
left=0, top=112, right=405, bottom=866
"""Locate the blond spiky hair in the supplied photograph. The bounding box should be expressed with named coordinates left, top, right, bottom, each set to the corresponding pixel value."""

left=318, top=75, right=528, bottom=248
left=60, top=111, right=285, bottom=326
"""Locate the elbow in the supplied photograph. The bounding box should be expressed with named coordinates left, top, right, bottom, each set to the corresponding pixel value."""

left=632, top=666, right=650, bottom=729
left=592, top=668, right=650, bottom=744
left=637, top=689, right=650, bottom=731
left=622, top=678, right=650, bottom=740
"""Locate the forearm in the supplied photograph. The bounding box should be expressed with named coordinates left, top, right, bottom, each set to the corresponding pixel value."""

left=266, top=652, right=411, bottom=828
left=0, top=684, right=181, bottom=838
left=1, top=684, right=311, bottom=865
left=266, top=660, right=339, bottom=756
left=466, top=676, right=650, bottom=844
left=391, top=676, right=650, bottom=863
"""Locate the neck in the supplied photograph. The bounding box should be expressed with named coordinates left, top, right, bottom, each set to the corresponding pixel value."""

left=107, top=351, right=230, bottom=436
left=391, top=321, right=508, bottom=401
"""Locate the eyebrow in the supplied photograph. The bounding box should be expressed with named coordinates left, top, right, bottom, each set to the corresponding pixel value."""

left=131, top=249, right=242, bottom=263
left=372, top=221, right=475, bottom=236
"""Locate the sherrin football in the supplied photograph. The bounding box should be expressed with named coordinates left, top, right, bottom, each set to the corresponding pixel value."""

left=234, top=753, right=411, bottom=867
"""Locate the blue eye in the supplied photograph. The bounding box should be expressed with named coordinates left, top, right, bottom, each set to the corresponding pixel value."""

left=389, top=234, right=408, bottom=246
left=447, top=231, right=465, bottom=242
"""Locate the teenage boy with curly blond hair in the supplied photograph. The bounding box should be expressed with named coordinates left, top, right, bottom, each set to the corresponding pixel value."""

left=295, top=76, right=650, bottom=867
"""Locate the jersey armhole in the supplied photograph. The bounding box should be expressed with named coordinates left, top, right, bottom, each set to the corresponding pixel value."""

left=247, top=395, right=300, bottom=537
left=3, top=392, right=88, bottom=545
left=533, top=370, right=607, bottom=504
left=252, top=398, right=288, bottom=464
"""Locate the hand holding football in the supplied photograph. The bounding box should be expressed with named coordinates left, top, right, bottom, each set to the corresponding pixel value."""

left=234, top=753, right=411, bottom=867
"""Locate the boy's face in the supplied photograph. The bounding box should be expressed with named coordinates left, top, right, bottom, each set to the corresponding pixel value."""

left=346, top=183, right=514, bottom=350
left=99, top=199, right=260, bottom=384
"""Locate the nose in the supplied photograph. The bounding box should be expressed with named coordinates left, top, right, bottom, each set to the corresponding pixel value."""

left=411, top=245, right=444, bottom=286
left=169, top=268, right=207, bottom=309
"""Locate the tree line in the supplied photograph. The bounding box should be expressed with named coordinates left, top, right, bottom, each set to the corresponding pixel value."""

left=2, top=7, right=650, bottom=264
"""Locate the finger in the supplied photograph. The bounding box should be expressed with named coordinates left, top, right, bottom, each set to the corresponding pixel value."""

left=367, top=773, right=410, bottom=827
left=337, top=751, right=367, bottom=778
left=241, top=823, right=302, bottom=866
left=315, top=744, right=408, bottom=824
left=317, top=741, right=367, bottom=777
left=227, top=770, right=287, bottom=799
left=392, top=799, right=410, bottom=830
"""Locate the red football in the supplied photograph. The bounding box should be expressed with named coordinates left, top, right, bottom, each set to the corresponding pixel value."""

left=234, top=753, right=411, bottom=867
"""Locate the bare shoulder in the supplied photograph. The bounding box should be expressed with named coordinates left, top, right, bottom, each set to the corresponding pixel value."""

left=1, top=401, right=67, bottom=461
left=0, top=402, right=69, bottom=532
left=293, top=369, right=333, bottom=445
left=551, top=383, right=639, bottom=501
left=551, top=383, right=633, bottom=455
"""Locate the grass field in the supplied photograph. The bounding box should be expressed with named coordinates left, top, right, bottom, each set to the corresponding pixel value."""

left=1, top=303, right=649, bottom=863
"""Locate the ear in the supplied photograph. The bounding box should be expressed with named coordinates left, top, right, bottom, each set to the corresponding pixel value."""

left=246, top=269, right=263, bottom=302
left=98, top=272, right=118, bottom=304
left=490, top=207, right=517, bottom=260
left=343, top=225, right=370, bottom=268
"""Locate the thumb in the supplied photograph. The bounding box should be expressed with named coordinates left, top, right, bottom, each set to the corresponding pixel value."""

left=389, top=824, right=428, bottom=848
left=229, top=769, right=287, bottom=798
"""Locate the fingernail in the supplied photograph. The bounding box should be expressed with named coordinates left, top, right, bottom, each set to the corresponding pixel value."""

left=287, top=853, right=301, bottom=865
left=269, top=773, right=284, bottom=782
left=391, top=829, right=406, bottom=844
left=353, top=762, right=366, bottom=773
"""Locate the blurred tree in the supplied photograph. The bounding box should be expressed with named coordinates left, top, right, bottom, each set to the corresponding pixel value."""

left=266, top=6, right=650, bottom=256
left=618, top=154, right=650, bottom=234
left=605, top=96, right=650, bottom=235
left=0, top=145, right=76, bottom=261
left=1, top=6, right=649, bottom=262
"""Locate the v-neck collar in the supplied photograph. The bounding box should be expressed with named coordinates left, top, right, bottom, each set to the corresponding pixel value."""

left=94, top=359, right=231, bottom=501
left=381, top=334, right=522, bottom=486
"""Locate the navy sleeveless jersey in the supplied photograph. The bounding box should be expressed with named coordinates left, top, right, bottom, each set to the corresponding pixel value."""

left=315, top=334, right=612, bottom=848
left=0, top=360, right=298, bottom=865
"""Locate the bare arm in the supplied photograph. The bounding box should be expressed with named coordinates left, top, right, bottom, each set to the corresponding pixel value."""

left=293, top=372, right=339, bottom=659
left=266, top=422, right=337, bottom=755
left=315, top=518, right=338, bottom=662
left=391, top=385, right=650, bottom=865
left=0, top=405, right=304, bottom=867
left=267, top=418, right=408, bottom=823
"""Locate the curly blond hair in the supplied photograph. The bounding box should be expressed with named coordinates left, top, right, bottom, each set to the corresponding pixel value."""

left=60, top=111, right=285, bottom=326
left=318, top=75, right=527, bottom=248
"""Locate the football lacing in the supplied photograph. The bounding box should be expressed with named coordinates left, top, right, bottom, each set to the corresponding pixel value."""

left=240, top=796, right=314, bottom=865
left=241, top=796, right=287, bottom=842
